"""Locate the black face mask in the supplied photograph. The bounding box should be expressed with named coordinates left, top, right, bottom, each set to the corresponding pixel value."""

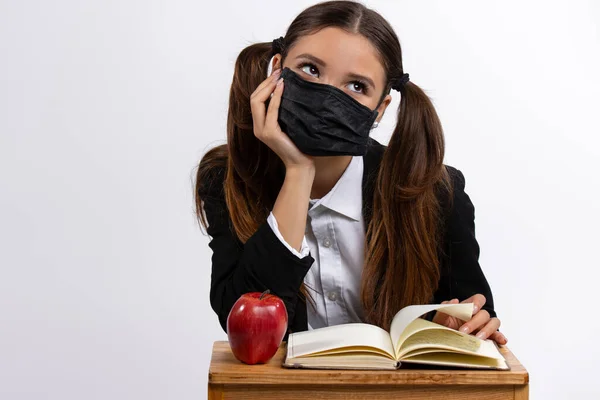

left=276, top=67, right=379, bottom=157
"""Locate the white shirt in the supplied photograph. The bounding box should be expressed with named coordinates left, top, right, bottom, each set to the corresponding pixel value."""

left=267, top=155, right=366, bottom=330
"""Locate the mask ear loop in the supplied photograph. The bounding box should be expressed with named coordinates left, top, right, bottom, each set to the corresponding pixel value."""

left=371, top=73, right=409, bottom=129
left=267, top=55, right=278, bottom=78
left=269, top=36, right=286, bottom=78
left=371, top=92, right=387, bottom=129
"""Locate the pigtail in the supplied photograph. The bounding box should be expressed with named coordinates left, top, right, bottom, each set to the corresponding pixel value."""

left=362, top=81, right=452, bottom=331
left=195, top=41, right=316, bottom=309
left=195, top=42, right=283, bottom=240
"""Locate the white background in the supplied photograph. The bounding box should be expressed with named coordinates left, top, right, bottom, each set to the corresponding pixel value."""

left=1, top=0, right=599, bottom=398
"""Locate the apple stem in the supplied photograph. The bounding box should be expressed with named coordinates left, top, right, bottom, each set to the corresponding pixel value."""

left=259, top=289, right=270, bottom=300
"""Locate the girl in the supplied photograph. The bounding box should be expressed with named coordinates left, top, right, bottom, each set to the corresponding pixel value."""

left=195, top=0, right=507, bottom=345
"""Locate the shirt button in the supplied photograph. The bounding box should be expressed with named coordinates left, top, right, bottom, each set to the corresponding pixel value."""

left=327, top=291, right=337, bottom=301
left=323, top=238, right=331, bottom=248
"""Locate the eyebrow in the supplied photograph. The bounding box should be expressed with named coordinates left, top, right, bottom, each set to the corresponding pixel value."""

left=294, top=53, right=376, bottom=89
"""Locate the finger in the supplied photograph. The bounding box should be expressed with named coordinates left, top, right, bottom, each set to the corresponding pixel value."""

left=474, top=317, right=501, bottom=340
left=250, top=70, right=282, bottom=133
left=251, top=68, right=282, bottom=105
left=432, top=301, right=450, bottom=325
left=433, top=314, right=453, bottom=327
left=460, top=294, right=486, bottom=314
left=265, top=77, right=284, bottom=128
left=438, top=298, right=459, bottom=310
left=458, top=309, right=490, bottom=334
left=252, top=67, right=282, bottom=98
left=432, top=299, right=458, bottom=326
left=489, top=330, right=508, bottom=345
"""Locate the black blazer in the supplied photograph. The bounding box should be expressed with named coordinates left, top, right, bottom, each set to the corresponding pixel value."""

left=199, top=137, right=496, bottom=341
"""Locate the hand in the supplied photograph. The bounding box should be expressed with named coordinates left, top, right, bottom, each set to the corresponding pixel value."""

left=432, top=294, right=508, bottom=345
left=250, top=68, right=315, bottom=171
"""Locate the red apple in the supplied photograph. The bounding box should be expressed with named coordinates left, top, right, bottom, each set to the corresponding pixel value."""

left=226, top=289, right=288, bottom=364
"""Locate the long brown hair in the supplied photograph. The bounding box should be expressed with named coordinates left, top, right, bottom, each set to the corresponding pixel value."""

left=195, top=0, right=452, bottom=331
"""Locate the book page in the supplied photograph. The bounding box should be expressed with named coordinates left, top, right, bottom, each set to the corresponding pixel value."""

left=287, top=323, right=396, bottom=360
left=398, top=321, right=482, bottom=358
left=401, top=351, right=509, bottom=370
left=395, top=317, right=485, bottom=358
left=389, top=303, right=474, bottom=356
left=399, top=326, right=504, bottom=360
left=283, top=353, right=399, bottom=370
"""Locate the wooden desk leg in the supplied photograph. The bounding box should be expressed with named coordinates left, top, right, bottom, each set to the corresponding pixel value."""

left=208, top=383, right=223, bottom=400
left=514, top=384, right=529, bottom=400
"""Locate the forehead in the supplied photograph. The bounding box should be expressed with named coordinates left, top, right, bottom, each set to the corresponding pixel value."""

left=287, top=27, right=386, bottom=86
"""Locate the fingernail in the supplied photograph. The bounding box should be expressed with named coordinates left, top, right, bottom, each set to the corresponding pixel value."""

left=476, top=331, right=486, bottom=339
left=273, top=68, right=281, bottom=76
left=459, top=326, right=469, bottom=333
left=473, top=305, right=479, bottom=314
left=276, top=77, right=283, bottom=86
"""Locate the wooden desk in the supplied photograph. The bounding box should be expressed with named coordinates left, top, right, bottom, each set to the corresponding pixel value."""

left=208, top=340, right=529, bottom=399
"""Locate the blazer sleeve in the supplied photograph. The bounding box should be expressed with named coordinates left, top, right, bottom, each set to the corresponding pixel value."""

left=432, top=167, right=497, bottom=319
left=198, top=167, right=315, bottom=334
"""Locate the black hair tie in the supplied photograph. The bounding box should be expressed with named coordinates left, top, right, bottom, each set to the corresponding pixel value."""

left=271, top=36, right=286, bottom=56
left=391, top=73, right=410, bottom=91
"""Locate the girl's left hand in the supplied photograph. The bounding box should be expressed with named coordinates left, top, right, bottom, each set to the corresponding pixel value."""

left=432, top=294, right=508, bottom=345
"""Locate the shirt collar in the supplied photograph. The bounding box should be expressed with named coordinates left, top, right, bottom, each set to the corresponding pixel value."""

left=308, top=155, right=364, bottom=221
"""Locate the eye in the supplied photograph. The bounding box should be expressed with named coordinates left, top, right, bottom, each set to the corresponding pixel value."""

left=347, top=80, right=369, bottom=95
left=299, top=62, right=319, bottom=78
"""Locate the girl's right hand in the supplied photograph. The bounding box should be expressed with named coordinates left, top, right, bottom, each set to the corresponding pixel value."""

left=250, top=68, right=315, bottom=171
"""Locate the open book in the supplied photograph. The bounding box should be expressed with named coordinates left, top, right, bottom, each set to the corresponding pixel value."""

left=283, top=303, right=509, bottom=370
